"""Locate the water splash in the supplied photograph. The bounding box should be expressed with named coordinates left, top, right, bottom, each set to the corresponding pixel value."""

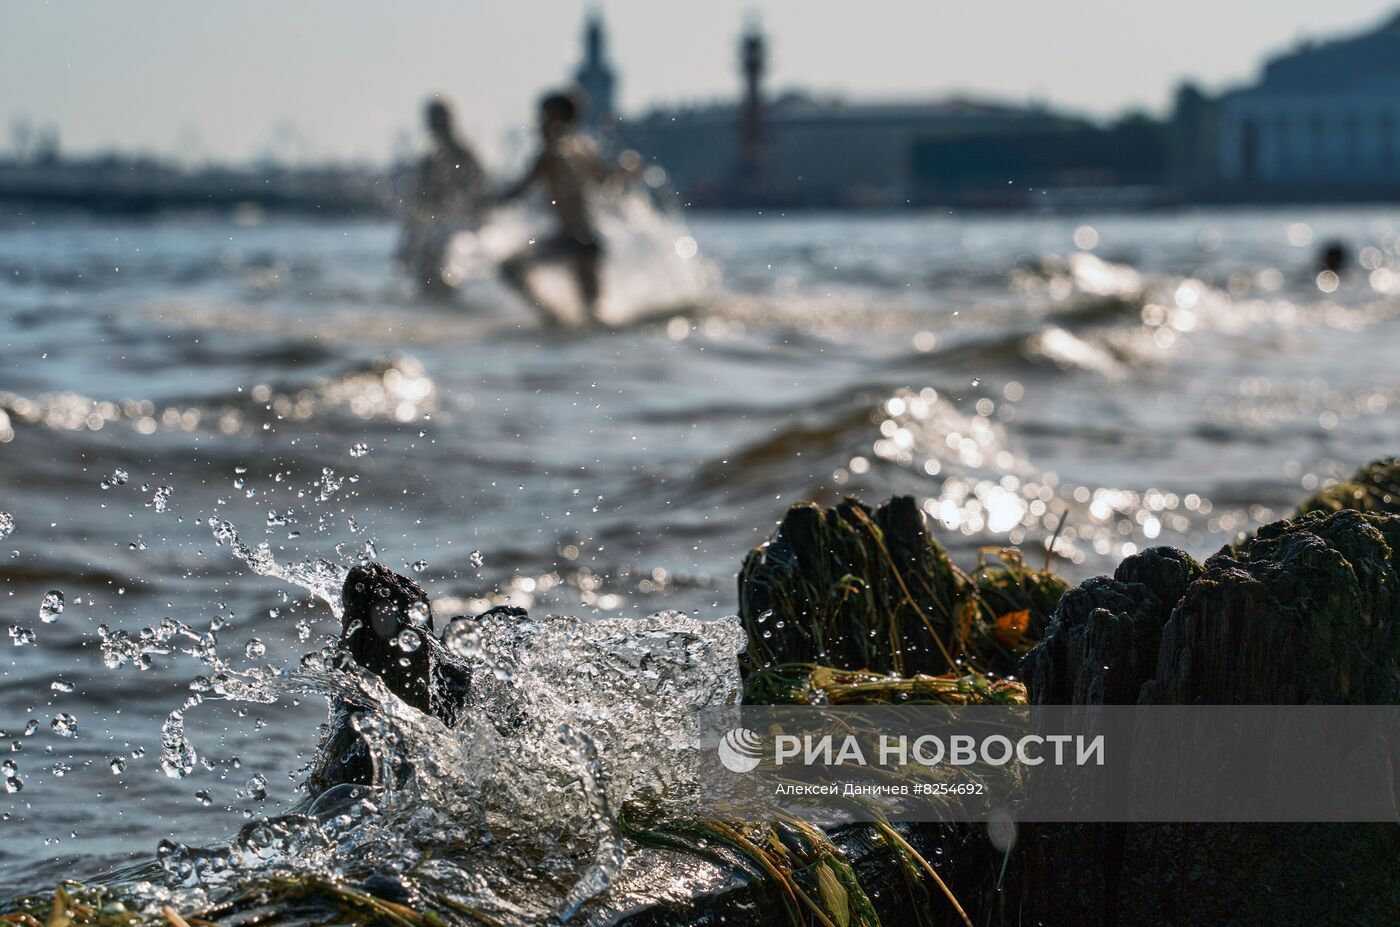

left=207, top=517, right=348, bottom=617
left=87, top=518, right=746, bottom=923
left=159, top=700, right=199, bottom=779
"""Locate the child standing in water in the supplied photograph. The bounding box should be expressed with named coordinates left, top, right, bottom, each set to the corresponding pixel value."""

left=497, top=92, right=611, bottom=325
left=398, top=98, right=486, bottom=299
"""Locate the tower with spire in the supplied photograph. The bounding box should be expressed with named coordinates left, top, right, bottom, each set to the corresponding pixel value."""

left=575, top=11, right=617, bottom=130
left=737, top=17, right=768, bottom=181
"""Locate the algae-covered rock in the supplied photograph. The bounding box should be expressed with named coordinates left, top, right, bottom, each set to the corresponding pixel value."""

left=965, top=546, right=1069, bottom=674
left=739, top=495, right=1065, bottom=681
left=1147, top=508, right=1400, bottom=705
left=1021, top=546, right=1201, bottom=706
left=1017, top=509, right=1400, bottom=926
left=1298, top=456, right=1400, bottom=517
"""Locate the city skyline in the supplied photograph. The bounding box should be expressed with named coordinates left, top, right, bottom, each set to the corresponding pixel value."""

left=4, top=0, right=1398, bottom=166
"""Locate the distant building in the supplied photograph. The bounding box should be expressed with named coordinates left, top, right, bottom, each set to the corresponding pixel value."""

left=736, top=21, right=766, bottom=190
left=1216, top=12, right=1400, bottom=196
left=573, top=9, right=1400, bottom=208
left=574, top=12, right=617, bottom=129
left=615, top=22, right=1109, bottom=208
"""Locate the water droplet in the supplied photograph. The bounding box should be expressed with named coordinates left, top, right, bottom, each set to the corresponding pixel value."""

left=245, top=773, right=268, bottom=800
left=39, top=590, right=64, bottom=623
left=50, top=679, right=75, bottom=693
left=406, top=601, right=430, bottom=627
left=350, top=442, right=369, bottom=458
left=152, top=485, right=173, bottom=513
left=245, top=639, right=266, bottom=659
left=195, top=789, right=212, bottom=806
left=9, top=626, right=35, bottom=647
left=0, top=512, right=14, bottom=540
left=318, top=467, right=344, bottom=500
left=396, top=631, right=422, bottom=653
left=109, top=756, right=126, bottom=775
left=161, top=709, right=197, bottom=778
left=51, top=713, right=78, bottom=738
left=469, top=550, right=485, bottom=568
left=410, top=559, right=428, bottom=573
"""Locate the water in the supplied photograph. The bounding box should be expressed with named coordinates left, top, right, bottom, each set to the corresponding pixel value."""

left=3, top=202, right=1400, bottom=914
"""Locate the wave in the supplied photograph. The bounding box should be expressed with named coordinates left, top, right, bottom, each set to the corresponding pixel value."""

left=0, top=354, right=440, bottom=440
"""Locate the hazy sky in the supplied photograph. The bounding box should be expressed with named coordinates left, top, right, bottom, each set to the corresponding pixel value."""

left=4, top=0, right=1398, bottom=166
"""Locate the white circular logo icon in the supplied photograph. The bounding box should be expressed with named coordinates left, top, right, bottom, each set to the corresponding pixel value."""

left=717, top=727, right=763, bottom=773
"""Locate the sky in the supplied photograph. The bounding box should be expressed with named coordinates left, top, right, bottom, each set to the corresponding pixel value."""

left=3, top=0, right=1398, bottom=167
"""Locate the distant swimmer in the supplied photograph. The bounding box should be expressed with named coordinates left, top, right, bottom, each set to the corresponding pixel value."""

left=1318, top=239, right=1348, bottom=276
left=497, top=92, right=629, bottom=325
left=397, top=98, right=486, bottom=299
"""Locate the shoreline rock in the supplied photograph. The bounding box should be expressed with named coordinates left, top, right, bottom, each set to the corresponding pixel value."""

left=1298, top=456, right=1400, bottom=517
left=1016, top=507, right=1400, bottom=925
left=8, top=463, right=1400, bottom=926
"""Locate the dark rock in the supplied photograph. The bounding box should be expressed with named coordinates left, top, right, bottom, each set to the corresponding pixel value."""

left=309, top=564, right=481, bottom=794
left=1021, top=547, right=1201, bottom=707
left=740, top=495, right=1063, bottom=678
left=1298, top=456, right=1400, bottom=518
left=340, top=563, right=434, bottom=711
left=360, top=872, right=413, bottom=905
left=1017, top=510, right=1400, bottom=925
left=1146, top=509, right=1400, bottom=705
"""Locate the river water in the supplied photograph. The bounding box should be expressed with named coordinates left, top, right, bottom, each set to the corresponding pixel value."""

left=1, top=204, right=1398, bottom=902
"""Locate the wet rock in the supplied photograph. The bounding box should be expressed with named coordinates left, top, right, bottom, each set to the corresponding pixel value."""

left=1021, top=546, right=1201, bottom=706
left=739, top=495, right=1063, bottom=678
left=1017, top=509, right=1400, bottom=925
left=360, top=871, right=413, bottom=905
left=340, top=563, right=435, bottom=711
left=309, top=564, right=478, bottom=794
left=1298, top=456, right=1400, bottom=517
left=1147, top=509, right=1400, bottom=705
left=740, top=496, right=964, bottom=676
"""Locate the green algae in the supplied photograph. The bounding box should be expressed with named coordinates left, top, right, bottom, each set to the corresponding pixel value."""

left=739, top=496, right=1065, bottom=683
left=1297, top=456, right=1400, bottom=517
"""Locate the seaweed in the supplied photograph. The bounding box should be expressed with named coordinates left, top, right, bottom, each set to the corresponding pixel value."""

left=743, top=664, right=1026, bottom=706
left=738, top=496, right=1065, bottom=682
left=1297, top=456, right=1400, bottom=517
left=0, top=877, right=503, bottom=927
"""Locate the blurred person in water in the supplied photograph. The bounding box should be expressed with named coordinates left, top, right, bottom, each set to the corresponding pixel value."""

left=497, top=91, right=632, bottom=325
left=397, top=98, right=486, bottom=299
